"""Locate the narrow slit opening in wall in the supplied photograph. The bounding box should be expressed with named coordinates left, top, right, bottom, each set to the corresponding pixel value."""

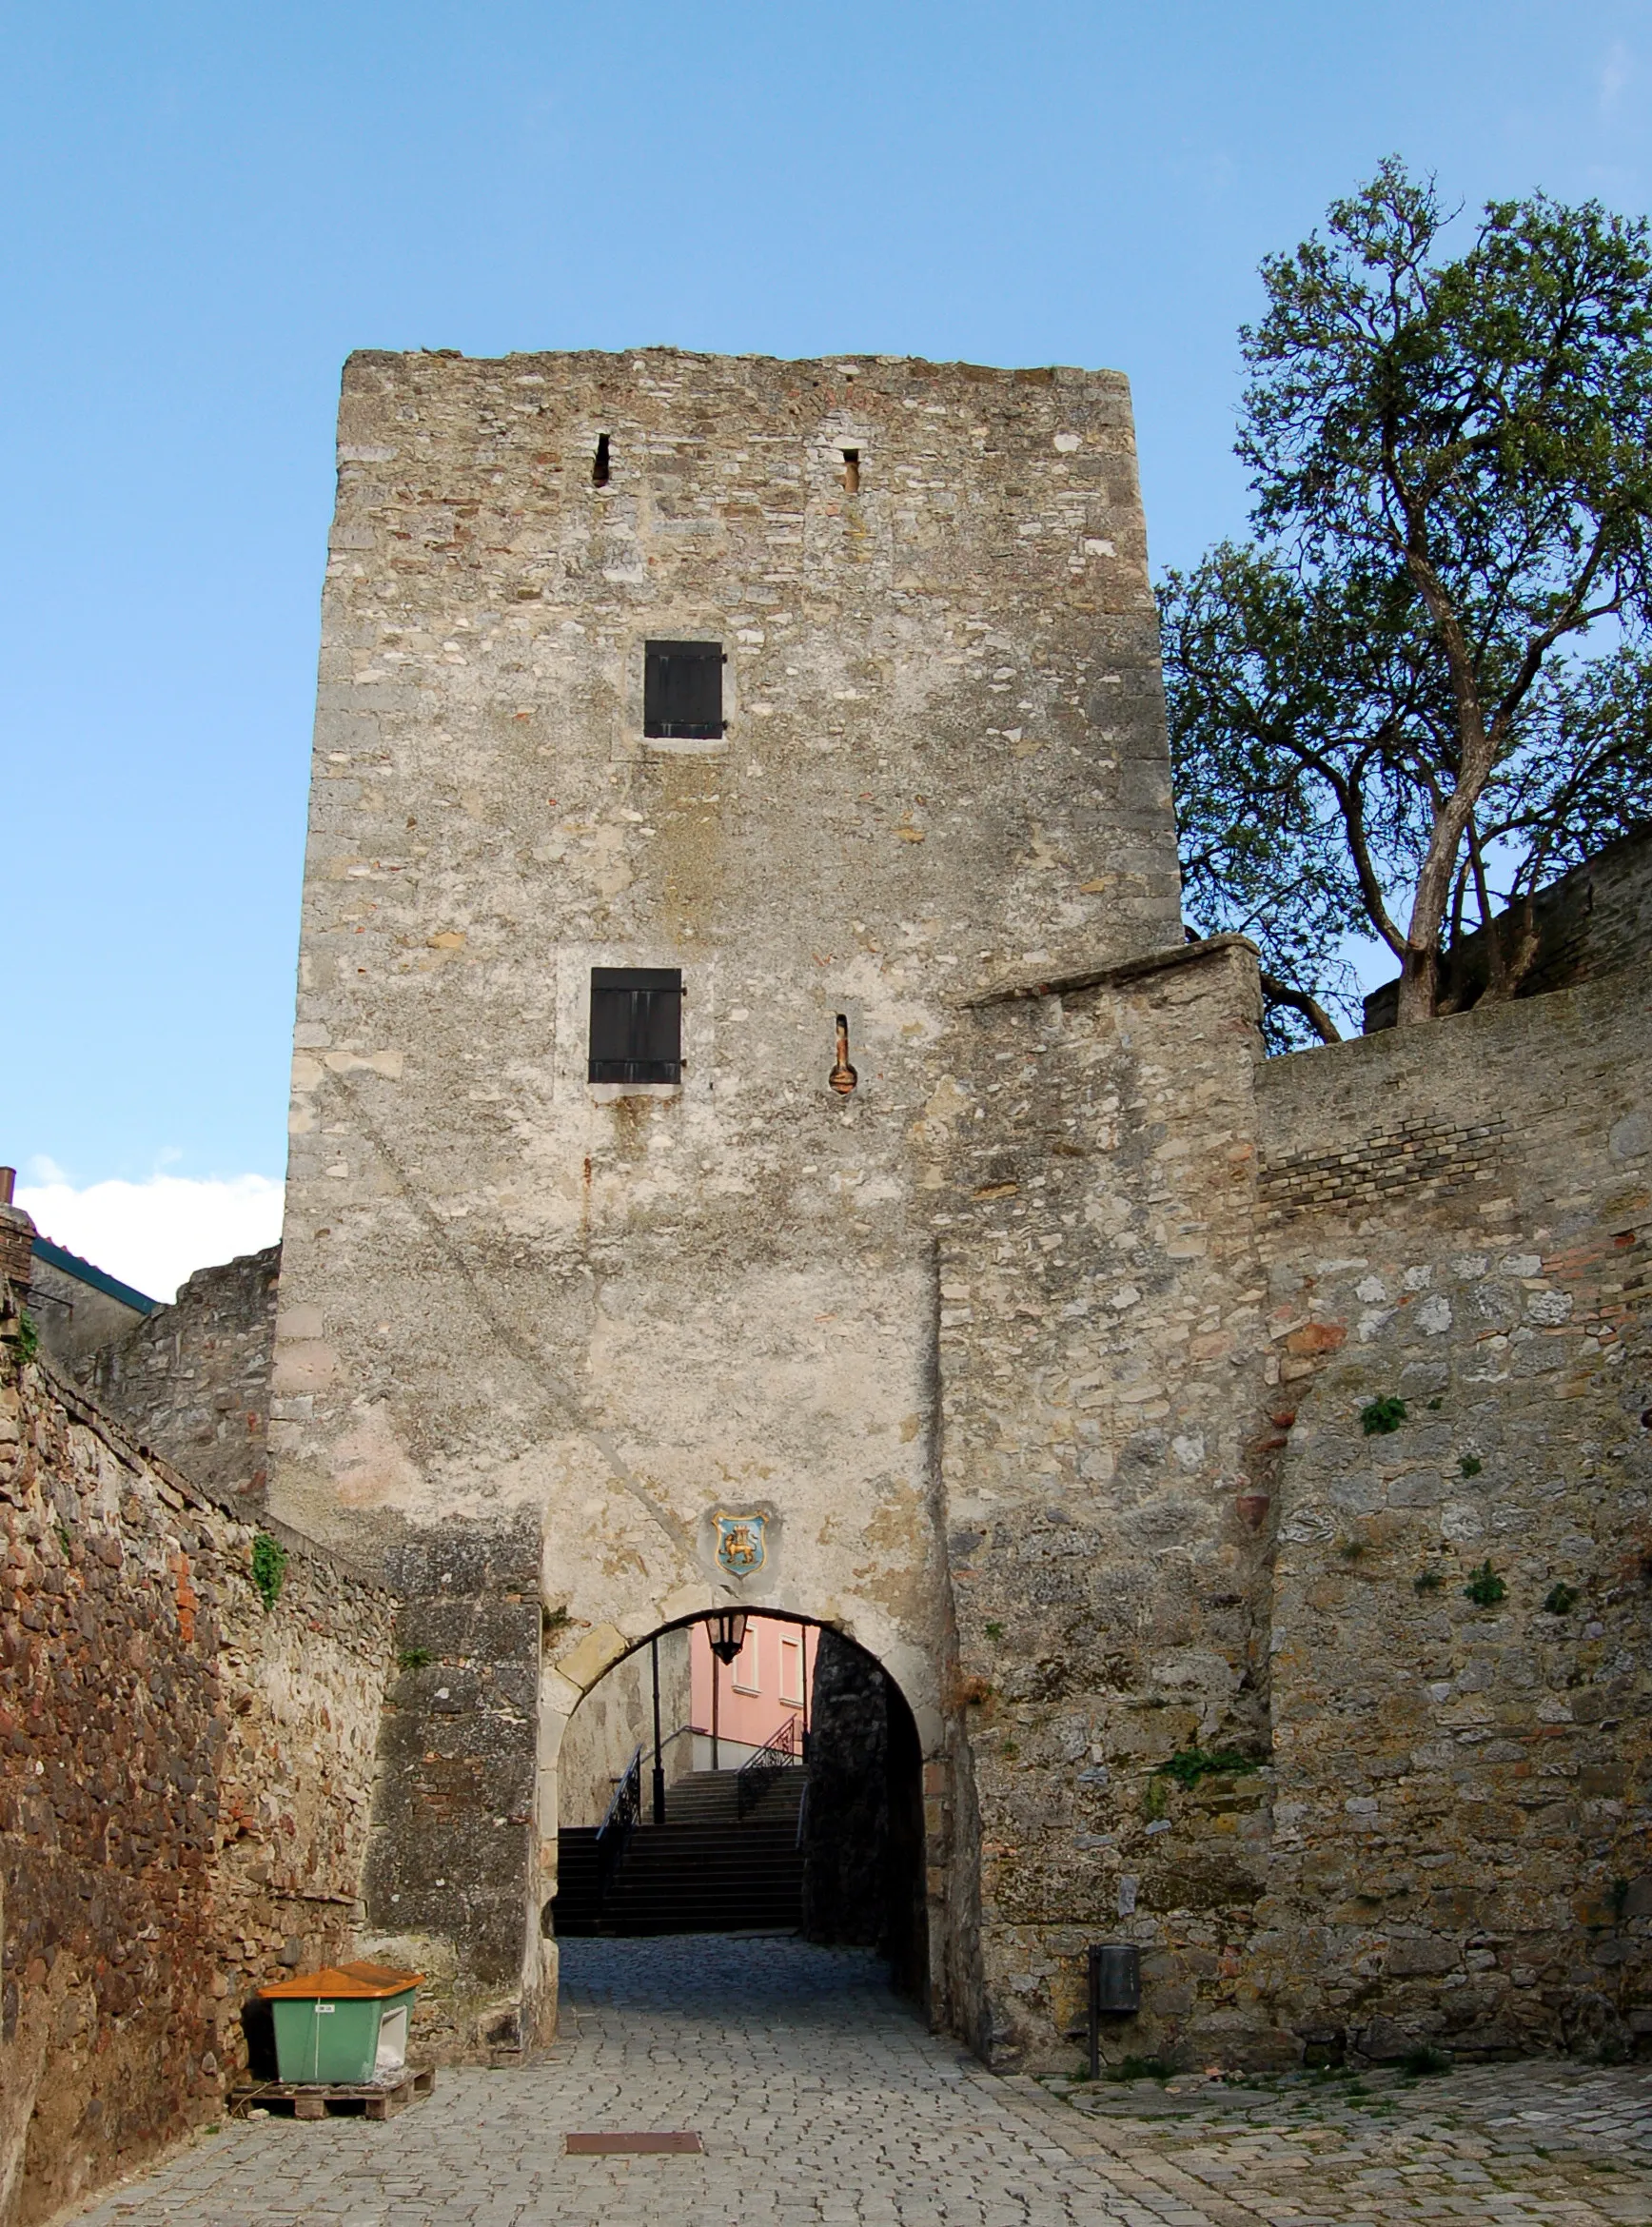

left=593, top=433, right=611, bottom=487
left=841, top=448, right=860, bottom=494
left=829, top=1013, right=857, bottom=1095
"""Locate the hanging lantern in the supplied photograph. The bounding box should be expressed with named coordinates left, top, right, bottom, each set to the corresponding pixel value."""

left=708, top=1609, right=749, bottom=1665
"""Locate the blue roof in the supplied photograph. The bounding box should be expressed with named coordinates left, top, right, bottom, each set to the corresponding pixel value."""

left=30, top=1236, right=159, bottom=1315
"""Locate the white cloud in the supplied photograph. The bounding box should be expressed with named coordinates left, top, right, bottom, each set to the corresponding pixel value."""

left=16, top=1173, right=285, bottom=1306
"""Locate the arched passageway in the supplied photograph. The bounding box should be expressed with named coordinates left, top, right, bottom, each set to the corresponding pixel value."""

left=545, top=1611, right=929, bottom=2009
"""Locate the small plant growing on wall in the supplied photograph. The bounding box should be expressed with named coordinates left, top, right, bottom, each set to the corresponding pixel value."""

left=1158, top=1747, right=1259, bottom=1788
left=1360, top=1395, right=1406, bottom=1435
left=251, top=1532, right=289, bottom=1613
left=1463, top=1560, right=1506, bottom=1607
left=1544, top=1582, right=1580, bottom=1615
left=398, top=1646, right=433, bottom=1671
left=1338, top=1539, right=1367, bottom=1562
left=1413, top=1567, right=1445, bottom=1594
left=1459, top=1454, right=1483, bottom=1477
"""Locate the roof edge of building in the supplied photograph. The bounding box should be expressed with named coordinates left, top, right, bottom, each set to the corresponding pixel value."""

left=30, top=1236, right=160, bottom=1315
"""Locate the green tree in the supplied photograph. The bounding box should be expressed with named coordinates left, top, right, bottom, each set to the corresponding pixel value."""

left=1163, top=160, right=1652, bottom=1046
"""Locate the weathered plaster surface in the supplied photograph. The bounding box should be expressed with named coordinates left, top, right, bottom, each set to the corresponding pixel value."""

left=270, top=346, right=1180, bottom=2047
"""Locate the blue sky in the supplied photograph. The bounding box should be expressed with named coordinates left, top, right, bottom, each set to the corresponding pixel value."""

left=5, top=0, right=1650, bottom=1295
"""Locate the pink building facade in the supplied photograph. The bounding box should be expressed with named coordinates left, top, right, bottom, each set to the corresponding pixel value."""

left=690, top=1616, right=819, bottom=1770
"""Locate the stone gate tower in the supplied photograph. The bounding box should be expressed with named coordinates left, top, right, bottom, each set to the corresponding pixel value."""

left=270, top=346, right=1181, bottom=2050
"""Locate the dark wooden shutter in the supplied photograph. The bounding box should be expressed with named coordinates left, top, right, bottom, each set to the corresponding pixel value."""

left=644, top=641, right=724, bottom=739
left=588, top=968, right=683, bottom=1084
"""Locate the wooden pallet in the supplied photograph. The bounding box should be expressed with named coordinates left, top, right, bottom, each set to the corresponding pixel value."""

left=229, top=2066, right=436, bottom=2121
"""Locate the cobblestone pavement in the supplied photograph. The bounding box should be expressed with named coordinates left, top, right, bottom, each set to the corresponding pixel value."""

left=1026, top=2056, right=1652, bottom=2226
left=69, top=1937, right=1652, bottom=2227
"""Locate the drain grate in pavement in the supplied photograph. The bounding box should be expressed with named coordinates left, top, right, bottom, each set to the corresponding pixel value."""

left=564, top=2131, right=702, bottom=2156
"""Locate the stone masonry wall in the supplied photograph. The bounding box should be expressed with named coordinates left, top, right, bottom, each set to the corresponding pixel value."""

left=357, top=1517, right=544, bottom=2064
left=803, top=1627, right=894, bottom=1949
left=939, top=938, right=1277, bottom=2067
left=555, top=1626, right=691, bottom=1828
left=82, top=1246, right=280, bottom=1505
left=270, top=345, right=1185, bottom=2043
left=943, top=940, right=1651, bottom=2074
left=0, top=1303, right=393, bottom=2227
left=1250, top=964, right=1652, bottom=2063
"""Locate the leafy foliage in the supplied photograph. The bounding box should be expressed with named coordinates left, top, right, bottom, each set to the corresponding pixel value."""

left=250, top=1532, right=289, bottom=1613
left=1156, top=1747, right=1259, bottom=1788
left=1360, top=1394, right=1407, bottom=1435
left=1463, top=1559, right=1507, bottom=1607
left=1164, top=160, right=1652, bottom=1045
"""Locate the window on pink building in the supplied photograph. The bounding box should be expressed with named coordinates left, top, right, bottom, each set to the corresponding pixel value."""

left=778, top=1633, right=804, bottom=1707
left=732, top=1625, right=760, bottom=1695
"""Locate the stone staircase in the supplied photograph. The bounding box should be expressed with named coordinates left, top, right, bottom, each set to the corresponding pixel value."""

left=552, top=1767, right=806, bottom=1936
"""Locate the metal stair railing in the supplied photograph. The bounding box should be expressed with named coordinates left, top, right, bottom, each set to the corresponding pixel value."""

left=595, top=1744, right=643, bottom=1903
left=736, top=1712, right=803, bottom=1819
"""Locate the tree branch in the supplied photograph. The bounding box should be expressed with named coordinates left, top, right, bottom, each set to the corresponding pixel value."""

left=1259, top=972, right=1344, bottom=1044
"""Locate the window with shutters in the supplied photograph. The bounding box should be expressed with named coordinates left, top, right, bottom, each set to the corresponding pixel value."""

left=588, top=968, right=682, bottom=1085
left=643, top=640, right=724, bottom=739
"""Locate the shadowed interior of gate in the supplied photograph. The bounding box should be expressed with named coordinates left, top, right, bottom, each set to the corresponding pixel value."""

left=547, top=1613, right=928, bottom=2007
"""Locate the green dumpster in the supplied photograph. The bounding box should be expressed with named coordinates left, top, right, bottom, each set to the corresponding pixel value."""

left=260, top=1961, right=423, bottom=2085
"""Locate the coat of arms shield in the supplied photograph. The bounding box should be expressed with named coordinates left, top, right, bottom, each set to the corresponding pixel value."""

left=713, top=1511, right=766, bottom=1579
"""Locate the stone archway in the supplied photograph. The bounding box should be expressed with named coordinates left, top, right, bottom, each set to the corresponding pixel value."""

left=536, top=1605, right=944, bottom=2027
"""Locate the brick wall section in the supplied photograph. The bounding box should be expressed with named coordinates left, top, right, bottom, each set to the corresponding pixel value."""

left=1260, top=1114, right=1513, bottom=1225
left=82, top=1246, right=279, bottom=1505
left=0, top=1310, right=393, bottom=2227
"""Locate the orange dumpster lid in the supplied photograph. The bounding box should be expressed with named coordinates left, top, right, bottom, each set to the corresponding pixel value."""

left=259, top=1961, right=423, bottom=2000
